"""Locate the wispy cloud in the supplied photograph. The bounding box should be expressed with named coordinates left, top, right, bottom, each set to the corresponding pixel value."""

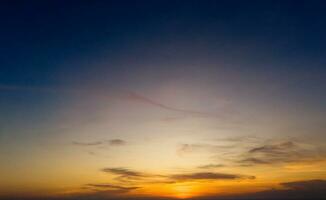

left=238, top=158, right=271, bottom=165
left=109, top=139, right=126, bottom=146
left=85, top=183, right=140, bottom=193
left=249, top=141, right=296, bottom=154
left=169, top=172, right=255, bottom=181
left=72, top=139, right=126, bottom=147
left=72, top=141, right=103, bottom=146
left=102, top=168, right=146, bottom=178
left=177, top=143, right=234, bottom=156
left=72, top=139, right=127, bottom=157
left=197, top=164, right=225, bottom=169
left=177, top=136, right=262, bottom=156
left=238, top=140, right=322, bottom=166
left=124, top=91, right=210, bottom=116
left=101, top=166, right=254, bottom=185
left=177, top=137, right=325, bottom=167
left=0, top=84, right=231, bottom=120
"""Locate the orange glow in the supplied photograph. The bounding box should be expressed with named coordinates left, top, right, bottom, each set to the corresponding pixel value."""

left=171, top=184, right=196, bottom=199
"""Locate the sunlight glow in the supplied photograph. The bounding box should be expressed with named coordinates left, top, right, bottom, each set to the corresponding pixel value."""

left=172, top=184, right=196, bottom=199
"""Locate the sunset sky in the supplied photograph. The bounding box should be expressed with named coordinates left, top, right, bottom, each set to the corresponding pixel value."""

left=0, top=1, right=326, bottom=200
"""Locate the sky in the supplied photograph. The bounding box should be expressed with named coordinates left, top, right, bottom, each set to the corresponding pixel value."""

left=0, top=1, right=326, bottom=199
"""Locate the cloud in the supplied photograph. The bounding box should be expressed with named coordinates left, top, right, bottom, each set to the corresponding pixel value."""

left=101, top=167, right=178, bottom=185
left=102, top=168, right=145, bottom=178
left=2, top=179, right=325, bottom=200
left=88, top=151, right=96, bottom=156
left=72, top=139, right=126, bottom=147
left=100, top=167, right=254, bottom=185
left=124, top=91, right=219, bottom=118
left=72, top=139, right=127, bottom=157
left=238, top=140, right=322, bottom=166
left=177, top=144, right=205, bottom=155
left=281, top=179, right=326, bottom=190
left=227, top=179, right=326, bottom=199
left=197, top=164, right=225, bottom=169
left=239, top=158, right=271, bottom=165
left=109, top=139, right=126, bottom=146
left=72, top=141, right=103, bottom=146
left=249, top=141, right=296, bottom=154
left=0, top=84, right=234, bottom=122
left=76, top=183, right=141, bottom=199
left=177, top=143, right=234, bottom=156
left=177, top=136, right=262, bottom=156
left=179, top=137, right=325, bottom=168
left=85, top=183, right=140, bottom=193
left=169, top=172, right=255, bottom=181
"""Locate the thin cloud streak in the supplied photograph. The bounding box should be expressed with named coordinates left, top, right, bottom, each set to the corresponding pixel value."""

left=249, top=141, right=296, bottom=154
left=100, top=167, right=254, bottom=184
left=72, top=141, right=103, bottom=146
left=85, top=183, right=140, bottom=192
left=102, top=168, right=145, bottom=178
left=109, top=139, right=126, bottom=146
left=124, top=91, right=229, bottom=118
left=177, top=137, right=325, bottom=167
left=72, top=139, right=126, bottom=147
left=169, top=172, right=255, bottom=181
left=177, top=143, right=235, bottom=156
left=0, top=84, right=228, bottom=119
left=197, top=164, right=225, bottom=169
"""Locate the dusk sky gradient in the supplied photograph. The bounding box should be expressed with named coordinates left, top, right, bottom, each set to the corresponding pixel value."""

left=0, top=1, right=326, bottom=199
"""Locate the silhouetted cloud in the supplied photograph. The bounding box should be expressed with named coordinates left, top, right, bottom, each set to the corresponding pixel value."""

left=102, top=168, right=145, bottom=178
left=169, top=172, right=255, bottom=181
left=0, top=196, right=180, bottom=200
left=3, top=180, right=325, bottom=200
left=224, top=179, right=326, bottom=199
left=85, top=183, right=140, bottom=193
left=100, top=167, right=173, bottom=185
left=100, top=167, right=254, bottom=185
left=281, top=179, right=326, bottom=190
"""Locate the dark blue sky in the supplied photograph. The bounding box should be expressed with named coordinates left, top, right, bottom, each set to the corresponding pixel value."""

left=1, top=0, right=325, bottom=124
left=1, top=0, right=326, bottom=84
left=0, top=0, right=325, bottom=122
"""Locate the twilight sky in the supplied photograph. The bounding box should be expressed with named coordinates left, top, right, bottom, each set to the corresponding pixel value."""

left=0, top=1, right=326, bottom=199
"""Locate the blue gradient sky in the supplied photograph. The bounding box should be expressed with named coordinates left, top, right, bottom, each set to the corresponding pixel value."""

left=0, top=1, right=325, bottom=199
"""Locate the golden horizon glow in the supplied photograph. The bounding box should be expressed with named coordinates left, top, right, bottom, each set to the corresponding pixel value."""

left=1, top=2, right=326, bottom=198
